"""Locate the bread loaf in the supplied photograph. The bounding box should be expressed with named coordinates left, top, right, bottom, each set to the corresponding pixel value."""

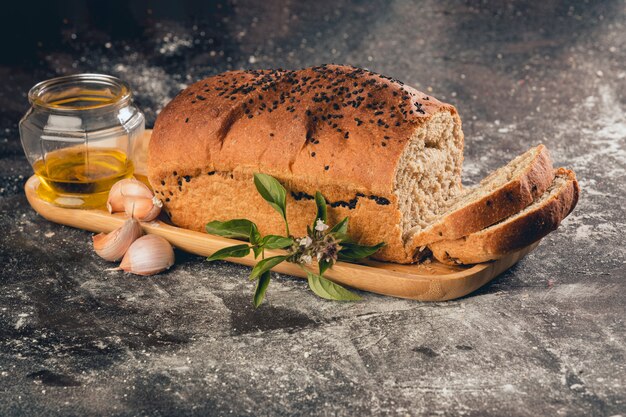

left=148, top=65, right=464, bottom=263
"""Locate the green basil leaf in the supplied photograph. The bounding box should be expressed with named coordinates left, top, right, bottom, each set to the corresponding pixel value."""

left=253, top=173, right=287, bottom=222
left=306, top=271, right=361, bottom=301
left=252, top=245, right=264, bottom=259
left=314, top=191, right=327, bottom=227
left=207, top=244, right=251, bottom=262
left=338, top=242, right=385, bottom=260
left=253, top=271, right=271, bottom=308
left=249, top=255, right=288, bottom=281
left=318, top=258, right=332, bottom=275
left=206, top=219, right=258, bottom=241
left=261, top=235, right=294, bottom=250
left=329, top=217, right=349, bottom=241
left=249, top=223, right=262, bottom=245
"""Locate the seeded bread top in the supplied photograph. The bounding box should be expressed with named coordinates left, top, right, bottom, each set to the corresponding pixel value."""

left=148, top=64, right=459, bottom=199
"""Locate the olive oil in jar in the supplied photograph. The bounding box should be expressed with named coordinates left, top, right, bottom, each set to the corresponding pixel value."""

left=20, top=74, right=145, bottom=209
left=33, top=147, right=134, bottom=208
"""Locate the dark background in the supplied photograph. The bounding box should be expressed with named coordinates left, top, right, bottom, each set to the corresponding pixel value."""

left=1, top=1, right=625, bottom=416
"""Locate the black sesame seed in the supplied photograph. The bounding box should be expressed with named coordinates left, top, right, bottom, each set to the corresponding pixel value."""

left=160, top=180, right=165, bottom=186
left=291, top=191, right=314, bottom=201
left=324, top=165, right=330, bottom=171
left=311, top=152, right=316, bottom=157
left=184, top=175, right=191, bottom=182
left=173, top=171, right=177, bottom=176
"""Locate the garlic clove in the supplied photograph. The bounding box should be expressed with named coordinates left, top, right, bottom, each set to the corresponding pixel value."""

left=107, top=178, right=154, bottom=214
left=116, top=234, right=174, bottom=276
left=93, top=219, right=143, bottom=261
left=124, top=195, right=163, bottom=222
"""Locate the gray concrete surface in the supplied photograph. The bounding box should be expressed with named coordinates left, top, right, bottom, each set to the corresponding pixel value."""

left=0, top=1, right=624, bottom=415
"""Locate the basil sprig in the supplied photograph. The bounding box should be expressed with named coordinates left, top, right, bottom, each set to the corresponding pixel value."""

left=206, top=174, right=384, bottom=307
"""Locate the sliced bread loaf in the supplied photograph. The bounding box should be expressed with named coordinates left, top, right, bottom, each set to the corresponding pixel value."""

left=148, top=65, right=464, bottom=264
left=407, top=144, right=554, bottom=251
left=428, top=168, right=579, bottom=265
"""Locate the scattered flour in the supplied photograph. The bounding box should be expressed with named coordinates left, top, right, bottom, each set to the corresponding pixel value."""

left=571, top=85, right=626, bottom=174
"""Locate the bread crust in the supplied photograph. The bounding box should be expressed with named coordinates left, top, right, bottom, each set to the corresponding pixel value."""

left=147, top=65, right=461, bottom=263
left=429, top=168, right=579, bottom=265
left=409, top=144, right=554, bottom=249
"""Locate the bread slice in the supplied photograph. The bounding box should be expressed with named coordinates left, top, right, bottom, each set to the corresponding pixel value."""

left=429, top=168, right=579, bottom=265
left=406, top=144, right=554, bottom=252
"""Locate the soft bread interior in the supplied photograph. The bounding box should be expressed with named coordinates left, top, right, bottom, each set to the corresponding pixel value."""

left=404, top=145, right=542, bottom=241
left=394, top=110, right=463, bottom=239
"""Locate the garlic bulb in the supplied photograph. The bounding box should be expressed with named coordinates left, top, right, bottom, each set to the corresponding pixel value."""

left=125, top=195, right=163, bottom=222
left=107, top=178, right=154, bottom=214
left=92, top=219, right=143, bottom=261
left=107, top=178, right=163, bottom=222
left=116, top=235, right=175, bottom=276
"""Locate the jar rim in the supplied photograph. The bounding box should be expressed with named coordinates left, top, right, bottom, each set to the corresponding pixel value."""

left=28, top=73, right=132, bottom=112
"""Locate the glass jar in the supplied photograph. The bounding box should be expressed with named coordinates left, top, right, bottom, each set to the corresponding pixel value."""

left=19, top=74, right=145, bottom=208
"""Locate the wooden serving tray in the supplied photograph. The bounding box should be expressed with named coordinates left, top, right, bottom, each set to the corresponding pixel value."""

left=25, top=174, right=537, bottom=301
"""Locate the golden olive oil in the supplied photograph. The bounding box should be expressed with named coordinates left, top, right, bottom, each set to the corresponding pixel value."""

left=44, top=88, right=121, bottom=109
left=33, top=147, right=133, bottom=208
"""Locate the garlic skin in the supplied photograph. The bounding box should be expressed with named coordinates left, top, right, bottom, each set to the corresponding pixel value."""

left=116, top=235, right=174, bottom=276
left=107, top=178, right=154, bottom=214
left=93, top=219, right=143, bottom=261
left=124, top=195, right=163, bottom=222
